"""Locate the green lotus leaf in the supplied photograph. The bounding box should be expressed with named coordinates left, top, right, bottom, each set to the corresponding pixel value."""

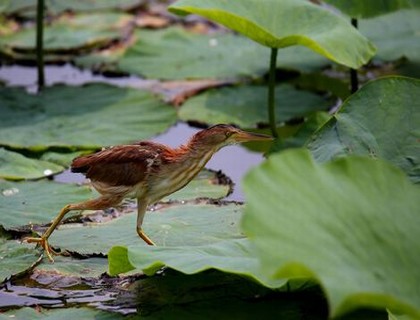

left=242, top=149, right=420, bottom=318
left=0, top=237, right=41, bottom=282
left=35, top=256, right=108, bottom=278
left=108, top=238, right=285, bottom=289
left=179, top=84, right=329, bottom=127
left=323, top=0, right=420, bottom=18
left=0, top=84, right=177, bottom=150
left=0, top=12, right=133, bottom=62
left=0, top=0, right=142, bottom=17
left=0, top=168, right=231, bottom=230
left=49, top=201, right=243, bottom=255
left=163, top=169, right=232, bottom=201
left=360, top=10, right=420, bottom=67
left=77, top=27, right=329, bottom=78
left=307, top=76, right=420, bottom=183
left=0, top=180, right=92, bottom=230
left=115, top=27, right=329, bottom=80
left=169, top=0, right=376, bottom=68
left=0, top=148, right=64, bottom=180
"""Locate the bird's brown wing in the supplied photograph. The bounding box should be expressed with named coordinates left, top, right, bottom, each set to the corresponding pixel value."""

left=71, top=143, right=165, bottom=186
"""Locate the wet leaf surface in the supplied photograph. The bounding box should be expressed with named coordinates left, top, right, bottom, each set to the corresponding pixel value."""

left=49, top=200, right=243, bottom=255
left=179, top=84, right=330, bottom=127
left=0, top=84, right=177, bottom=150
left=0, top=180, right=93, bottom=230
left=242, top=149, right=420, bottom=318
left=34, top=255, right=108, bottom=279
left=307, top=77, right=420, bottom=183
left=0, top=237, right=41, bottom=282
left=0, top=168, right=231, bottom=231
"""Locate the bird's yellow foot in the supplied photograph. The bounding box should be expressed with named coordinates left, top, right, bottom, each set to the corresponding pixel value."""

left=137, top=228, right=156, bottom=246
left=25, top=236, right=58, bottom=262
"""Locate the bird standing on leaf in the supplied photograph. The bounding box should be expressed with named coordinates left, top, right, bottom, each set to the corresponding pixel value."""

left=26, top=124, right=272, bottom=261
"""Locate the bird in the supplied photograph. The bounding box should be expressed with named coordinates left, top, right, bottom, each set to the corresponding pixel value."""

left=25, top=124, right=273, bottom=261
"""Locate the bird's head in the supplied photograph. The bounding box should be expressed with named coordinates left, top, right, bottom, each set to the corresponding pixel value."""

left=192, top=124, right=273, bottom=150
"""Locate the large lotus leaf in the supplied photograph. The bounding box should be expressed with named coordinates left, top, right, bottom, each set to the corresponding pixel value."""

left=0, top=168, right=231, bottom=230
left=39, top=151, right=87, bottom=167
left=0, top=307, right=125, bottom=320
left=179, top=84, right=329, bottom=127
left=108, top=238, right=285, bottom=289
left=169, top=0, right=376, bottom=69
left=0, top=12, right=133, bottom=62
left=117, top=28, right=268, bottom=80
left=77, top=28, right=329, bottom=78
left=163, top=169, right=231, bottom=201
left=0, top=16, right=124, bottom=52
left=35, top=256, right=108, bottom=278
left=323, top=0, right=420, bottom=18
left=0, top=0, right=143, bottom=17
left=0, top=238, right=41, bottom=282
left=0, top=180, right=92, bottom=230
left=241, top=149, right=420, bottom=318
left=307, top=77, right=420, bottom=183
left=48, top=201, right=243, bottom=255
left=359, top=10, right=420, bottom=65
left=0, top=84, right=177, bottom=150
left=114, top=27, right=330, bottom=79
left=0, top=148, right=64, bottom=180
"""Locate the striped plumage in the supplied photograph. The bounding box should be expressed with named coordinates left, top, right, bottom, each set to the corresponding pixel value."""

left=26, top=124, right=272, bottom=261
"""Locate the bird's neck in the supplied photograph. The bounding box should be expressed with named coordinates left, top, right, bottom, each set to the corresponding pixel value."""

left=175, top=139, right=219, bottom=164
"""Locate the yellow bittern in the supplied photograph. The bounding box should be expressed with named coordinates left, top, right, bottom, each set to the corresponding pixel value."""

left=26, top=124, right=272, bottom=261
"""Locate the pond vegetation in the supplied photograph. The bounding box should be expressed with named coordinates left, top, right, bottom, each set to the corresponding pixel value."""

left=0, top=0, right=419, bottom=319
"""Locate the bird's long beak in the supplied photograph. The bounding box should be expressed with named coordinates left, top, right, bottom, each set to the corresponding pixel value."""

left=233, top=130, right=274, bottom=143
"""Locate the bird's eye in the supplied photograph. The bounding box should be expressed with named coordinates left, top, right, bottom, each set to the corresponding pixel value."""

left=225, top=131, right=233, bottom=138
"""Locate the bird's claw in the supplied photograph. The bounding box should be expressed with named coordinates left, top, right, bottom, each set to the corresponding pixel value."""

left=25, top=236, right=58, bottom=262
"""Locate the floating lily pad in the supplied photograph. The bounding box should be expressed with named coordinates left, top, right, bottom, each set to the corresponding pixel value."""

left=307, top=77, right=420, bottom=183
left=0, top=180, right=92, bottom=230
left=163, top=169, right=232, bottom=201
left=360, top=10, right=420, bottom=66
left=109, top=238, right=285, bottom=289
left=0, top=168, right=231, bottom=231
left=49, top=201, right=243, bottom=255
left=169, top=0, right=376, bottom=69
left=242, top=149, right=420, bottom=318
left=179, top=84, right=330, bottom=127
left=0, top=237, right=41, bottom=282
left=78, top=27, right=328, bottom=79
left=39, top=151, right=87, bottom=167
left=0, top=12, right=133, bottom=61
left=0, top=84, right=177, bottom=150
left=0, top=307, right=125, bottom=320
left=35, top=255, right=108, bottom=278
left=0, top=0, right=143, bottom=18
left=0, top=148, right=64, bottom=180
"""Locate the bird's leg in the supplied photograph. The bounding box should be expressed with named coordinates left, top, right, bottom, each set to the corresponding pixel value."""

left=136, top=198, right=155, bottom=245
left=25, top=195, right=123, bottom=262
